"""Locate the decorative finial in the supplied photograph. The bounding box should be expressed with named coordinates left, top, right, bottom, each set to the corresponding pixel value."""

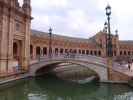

left=115, top=29, right=118, bottom=37
left=49, top=27, right=52, bottom=33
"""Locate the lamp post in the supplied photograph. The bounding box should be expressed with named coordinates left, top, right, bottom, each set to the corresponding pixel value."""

left=104, top=22, right=108, bottom=56
left=105, top=5, right=113, bottom=80
left=106, top=5, right=112, bottom=57
left=48, top=27, right=52, bottom=58
left=104, top=21, right=108, bottom=33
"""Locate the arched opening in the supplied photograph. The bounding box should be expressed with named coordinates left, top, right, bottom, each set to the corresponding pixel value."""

left=70, top=49, right=72, bottom=53
left=30, top=45, right=33, bottom=59
left=65, top=49, right=68, bottom=53
left=13, top=40, right=22, bottom=71
left=36, top=47, right=41, bottom=57
left=79, top=50, right=81, bottom=54
left=120, top=51, right=122, bottom=56
left=114, top=51, right=116, bottom=56
left=128, top=51, right=131, bottom=56
left=124, top=51, right=127, bottom=55
left=90, top=50, right=93, bottom=55
left=82, top=50, right=85, bottom=54
left=55, top=48, right=59, bottom=55
left=94, top=51, right=97, bottom=56
left=73, top=49, right=77, bottom=54
left=13, top=42, right=18, bottom=60
left=43, top=47, right=47, bottom=55
left=35, top=62, right=100, bottom=82
left=60, top=48, right=64, bottom=54
left=86, top=50, right=89, bottom=55
left=98, top=51, right=101, bottom=56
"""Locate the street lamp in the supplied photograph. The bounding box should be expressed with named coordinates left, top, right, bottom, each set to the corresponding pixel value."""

left=105, top=5, right=113, bottom=81
left=106, top=5, right=112, bottom=57
left=115, top=29, right=118, bottom=36
left=48, top=27, right=52, bottom=58
left=104, top=21, right=108, bottom=56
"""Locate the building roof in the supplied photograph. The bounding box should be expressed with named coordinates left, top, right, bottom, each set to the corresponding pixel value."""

left=31, top=29, right=96, bottom=44
left=120, top=40, right=133, bottom=45
left=31, top=29, right=133, bottom=48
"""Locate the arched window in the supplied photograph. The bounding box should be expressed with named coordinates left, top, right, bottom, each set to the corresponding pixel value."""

left=36, top=47, right=41, bottom=56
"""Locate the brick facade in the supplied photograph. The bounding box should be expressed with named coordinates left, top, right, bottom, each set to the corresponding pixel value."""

left=30, top=30, right=133, bottom=62
left=0, top=0, right=31, bottom=73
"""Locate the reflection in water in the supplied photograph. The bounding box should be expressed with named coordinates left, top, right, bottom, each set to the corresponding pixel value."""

left=0, top=74, right=133, bottom=100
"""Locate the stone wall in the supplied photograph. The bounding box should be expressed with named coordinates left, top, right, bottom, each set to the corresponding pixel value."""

left=109, top=69, right=132, bottom=81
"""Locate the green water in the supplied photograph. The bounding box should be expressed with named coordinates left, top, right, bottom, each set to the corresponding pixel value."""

left=0, top=75, right=133, bottom=100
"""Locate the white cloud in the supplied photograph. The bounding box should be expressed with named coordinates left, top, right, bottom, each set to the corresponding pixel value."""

left=31, top=15, right=51, bottom=31
left=31, top=0, right=68, bottom=11
left=18, top=0, right=133, bottom=40
left=66, top=9, right=88, bottom=30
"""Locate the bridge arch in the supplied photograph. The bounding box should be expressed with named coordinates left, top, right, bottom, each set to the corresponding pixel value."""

left=29, top=56, right=108, bottom=82
left=35, top=62, right=100, bottom=80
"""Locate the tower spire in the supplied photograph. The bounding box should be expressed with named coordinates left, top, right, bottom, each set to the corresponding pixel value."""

left=23, top=0, right=30, bottom=5
left=22, top=0, right=31, bottom=15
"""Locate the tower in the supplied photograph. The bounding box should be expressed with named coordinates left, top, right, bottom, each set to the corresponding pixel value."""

left=23, top=0, right=31, bottom=15
left=0, top=0, right=32, bottom=74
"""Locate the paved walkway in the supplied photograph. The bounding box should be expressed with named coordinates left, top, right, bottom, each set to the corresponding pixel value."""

left=113, top=63, right=133, bottom=77
left=0, top=73, right=29, bottom=85
left=0, top=75, right=28, bottom=85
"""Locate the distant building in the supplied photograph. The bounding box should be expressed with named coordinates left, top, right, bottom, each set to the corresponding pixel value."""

left=30, top=30, right=133, bottom=61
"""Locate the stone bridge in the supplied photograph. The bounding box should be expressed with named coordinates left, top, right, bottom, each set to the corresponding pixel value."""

left=29, top=55, right=109, bottom=82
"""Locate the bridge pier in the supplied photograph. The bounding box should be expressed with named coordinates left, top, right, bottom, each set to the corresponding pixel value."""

left=107, top=57, right=113, bottom=80
left=107, top=57, right=132, bottom=82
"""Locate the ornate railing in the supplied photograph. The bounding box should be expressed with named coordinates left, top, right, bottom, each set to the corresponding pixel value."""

left=30, top=54, right=107, bottom=66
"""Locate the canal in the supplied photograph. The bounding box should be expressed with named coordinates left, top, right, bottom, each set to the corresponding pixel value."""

left=0, top=74, right=133, bottom=100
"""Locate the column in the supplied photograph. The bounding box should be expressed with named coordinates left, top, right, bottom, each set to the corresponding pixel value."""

left=0, top=6, right=14, bottom=73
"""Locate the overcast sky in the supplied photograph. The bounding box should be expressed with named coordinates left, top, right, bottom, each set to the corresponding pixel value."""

left=19, top=0, right=133, bottom=40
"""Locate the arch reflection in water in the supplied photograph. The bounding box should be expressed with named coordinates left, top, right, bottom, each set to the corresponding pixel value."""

left=0, top=75, right=133, bottom=100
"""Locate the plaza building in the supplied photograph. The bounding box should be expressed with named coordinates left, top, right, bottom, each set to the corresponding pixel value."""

left=30, top=29, right=133, bottom=61
left=0, top=0, right=133, bottom=74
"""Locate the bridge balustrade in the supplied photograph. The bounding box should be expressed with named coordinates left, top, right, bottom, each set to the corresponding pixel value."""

left=30, top=54, right=107, bottom=66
